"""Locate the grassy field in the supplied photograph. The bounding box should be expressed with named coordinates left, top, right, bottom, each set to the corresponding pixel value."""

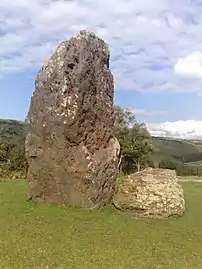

left=0, top=180, right=202, bottom=269
left=178, top=176, right=202, bottom=181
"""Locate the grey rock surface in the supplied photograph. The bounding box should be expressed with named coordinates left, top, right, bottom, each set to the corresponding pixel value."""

left=113, top=168, right=185, bottom=218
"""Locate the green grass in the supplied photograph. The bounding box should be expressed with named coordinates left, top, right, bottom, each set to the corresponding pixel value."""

left=0, top=180, right=202, bottom=268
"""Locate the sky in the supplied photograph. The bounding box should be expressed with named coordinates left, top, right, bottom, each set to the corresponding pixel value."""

left=1, top=0, right=202, bottom=139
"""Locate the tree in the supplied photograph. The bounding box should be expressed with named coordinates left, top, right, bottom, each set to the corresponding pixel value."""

left=114, top=106, right=154, bottom=174
left=0, top=143, right=9, bottom=162
left=0, top=119, right=28, bottom=178
left=114, top=105, right=136, bottom=127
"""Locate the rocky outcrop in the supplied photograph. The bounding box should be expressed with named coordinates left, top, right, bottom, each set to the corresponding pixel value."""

left=113, top=168, right=185, bottom=218
left=25, top=30, right=120, bottom=208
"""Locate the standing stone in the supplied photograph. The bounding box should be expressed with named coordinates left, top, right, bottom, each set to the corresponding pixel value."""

left=25, top=30, right=120, bottom=208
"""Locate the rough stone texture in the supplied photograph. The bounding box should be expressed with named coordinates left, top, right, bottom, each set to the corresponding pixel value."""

left=25, top=30, right=120, bottom=208
left=113, top=168, right=185, bottom=218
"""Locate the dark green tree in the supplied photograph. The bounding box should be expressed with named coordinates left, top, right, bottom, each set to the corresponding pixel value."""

left=114, top=106, right=154, bottom=174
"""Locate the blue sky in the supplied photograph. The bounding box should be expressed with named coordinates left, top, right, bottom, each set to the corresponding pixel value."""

left=1, top=0, right=202, bottom=138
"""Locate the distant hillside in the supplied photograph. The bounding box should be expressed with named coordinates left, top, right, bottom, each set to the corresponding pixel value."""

left=1, top=119, right=202, bottom=178
left=0, top=119, right=27, bottom=179
left=0, top=119, right=26, bottom=142
left=152, top=136, right=202, bottom=166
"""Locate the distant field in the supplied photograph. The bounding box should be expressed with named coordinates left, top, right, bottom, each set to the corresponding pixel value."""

left=185, top=161, right=202, bottom=166
left=179, top=176, right=202, bottom=182
left=0, top=180, right=202, bottom=269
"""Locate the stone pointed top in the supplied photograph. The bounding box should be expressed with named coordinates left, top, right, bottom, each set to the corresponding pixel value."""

left=70, top=29, right=109, bottom=55
left=73, top=29, right=97, bottom=39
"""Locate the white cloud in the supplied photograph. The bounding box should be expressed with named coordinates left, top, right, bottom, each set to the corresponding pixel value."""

left=131, top=108, right=167, bottom=117
left=1, top=0, right=202, bottom=92
left=174, top=51, right=202, bottom=79
left=147, top=120, right=202, bottom=139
